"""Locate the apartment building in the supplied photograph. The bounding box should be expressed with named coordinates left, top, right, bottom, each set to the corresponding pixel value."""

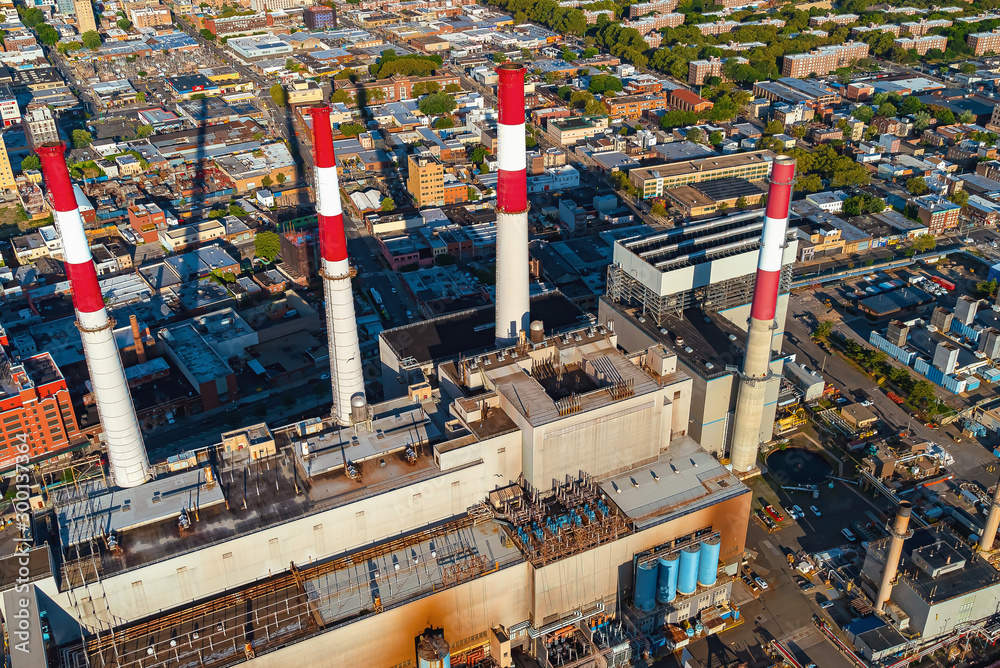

left=698, top=20, right=739, bottom=36
left=24, top=107, right=58, bottom=152
left=0, top=84, right=19, bottom=127
left=852, top=22, right=901, bottom=37
left=629, top=0, right=677, bottom=18
left=0, top=352, right=84, bottom=473
left=73, top=0, right=97, bottom=33
left=968, top=28, right=1000, bottom=55
left=337, top=73, right=461, bottom=104
left=781, top=41, right=870, bottom=77
left=687, top=56, right=746, bottom=85
left=0, top=136, right=15, bottom=191
left=809, top=13, right=859, bottom=25
left=128, top=202, right=166, bottom=243
left=407, top=153, right=445, bottom=207
left=900, top=18, right=952, bottom=36
left=629, top=150, right=775, bottom=199
left=304, top=5, right=336, bottom=29
left=130, top=6, right=172, bottom=28
left=205, top=13, right=268, bottom=37
left=603, top=92, right=668, bottom=121
left=623, top=12, right=684, bottom=33
left=894, top=35, right=947, bottom=55
left=913, top=195, right=961, bottom=235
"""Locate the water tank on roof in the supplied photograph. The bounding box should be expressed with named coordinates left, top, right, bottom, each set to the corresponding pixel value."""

left=633, top=560, right=657, bottom=612
left=678, top=542, right=700, bottom=596
left=698, top=535, right=721, bottom=587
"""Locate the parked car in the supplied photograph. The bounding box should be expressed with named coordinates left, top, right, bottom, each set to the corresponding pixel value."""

left=755, top=577, right=769, bottom=590
left=810, top=506, right=822, bottom=517
left=842, top=528, right=857, bottom=541
left=792, top=505, right=804, bottom=519
left=820, top=600, right=835, bottom=609
left=860, top=400, right=873, bottom=407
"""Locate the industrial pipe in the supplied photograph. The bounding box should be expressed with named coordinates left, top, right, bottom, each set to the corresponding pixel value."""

left=875, top=501, right=913, bottom=613
left=310, top=105, right=366, bottom=425
left=39, top=142, right=150, bottom=488
left=494, top=63, right=529, bottom=346
left=729, top=156, right=796, bottom=474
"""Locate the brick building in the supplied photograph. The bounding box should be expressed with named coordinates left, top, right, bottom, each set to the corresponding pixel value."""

left=128, top=203, right=166, bottom=243
left=669, top=88, right=713, bottom=113
left=782, top=41, right=870, bottom=77
left=0, top=352, right=83, bottom=473
left=604, top=92, right=668, bottom=120
left=205, top=13, right=268, bottom=37
left=279, top=230, right=316, bottom=285
left=407, top=153, right=444, bottom=207
left=894, top=35, right=947, bottom=55
left=629, top=0, right=678, bottom=18
left=968, top=28, right=1000, bottom=55
left=337, top=73, right=461, bottom=104
left=913, top=195, right=961, bottom=235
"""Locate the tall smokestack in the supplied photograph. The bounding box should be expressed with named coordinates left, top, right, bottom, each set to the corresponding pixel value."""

left=494, top=63, right=529, bottom=346
left=39, top=142, right=149, bottom=488
left=979, top=473, right=1000, bottom=552
left=729, top=156, right=795, bottom=474
left=875, top=501, right=913, bottom=613
left=130, top=314, right=147, bottom=365
left=309, top=105, right=366, bottom=425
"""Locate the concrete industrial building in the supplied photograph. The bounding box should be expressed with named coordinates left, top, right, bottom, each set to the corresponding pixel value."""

left=2, top=102, right=768, bottom=668
left=598, top=206, right=798, bottom=459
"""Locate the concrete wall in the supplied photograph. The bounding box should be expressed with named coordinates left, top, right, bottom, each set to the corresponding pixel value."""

left=37, top=449, right=511, bottom=629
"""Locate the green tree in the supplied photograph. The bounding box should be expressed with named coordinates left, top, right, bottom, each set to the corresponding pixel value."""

left=434, top=117, right=455, bottom=129
left=228, top=203, right=248, bottom=216
left=949, top=190, right=969, bottom=207
left=445, top=83, right=461, bottom=94
left=716, top=201, right=729, bottom=213
left=135, top=92, right=146, bottom=103
left=117, top=18, right=132, bottom=30
left=650, top=201, right=667, bottom=216
left=19, top=7, right=45, bottom=28
left=469, top=145, right=489, bottom=165
left=269, top=84, right=287, bottom=107
left=588, top=74, right=623, bottom=94
left=959, top=110, right=976, bottom=124
left=276, top=172, right=286, bottom=184
left=709, top=130, right=723, bottom=145
left=35, top=23, right=59, bottom=45
left=72, top=129, right=93, bottom=148
left=199, top=28, right=215, bottom=40
left=913, top=110, right=932, bottom=131
left=877, top=102, right=897, bottom=118
left=82, top=30, right=102, bottom=49
left=960, top=62, right=977, bottom=74
left=381, top=196, right=395, bottom=211
left=137, top=124, right=153, bottom=138
left=812, top=321, right=833, bottom=341
left=418, top=92, right=456, bottom=116
left=852, top=105, right=875, bottom=123
left=254, top=230, right=280, bottom=261
left=467, top=186, right=480, bottom=201
left=765, top=119, right=784, bottom=135
left=736, top=195, right=748, bottom=209
left=330, top=89, right=353, bottom=106
left=208, top=209, right=227, bottom=218
left=20, top=154, right=40, bottom=171
left=686, top=127, right=704, bottom=144
left=609, top=170, right=630, bottom=192
left=339, top=122, right=365, bottom=137
left=911, top=234, right=937, bottom=253
left=906, top=176, right=929, bottom=195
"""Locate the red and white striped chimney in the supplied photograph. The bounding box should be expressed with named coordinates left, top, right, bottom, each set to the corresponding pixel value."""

left=310, top=106, right=366, bottom=425
left=495, top=63, right=530, bottom=346
left=39, top=142, right=150, bottom=488
left=729, top=156, right=796, bottom=474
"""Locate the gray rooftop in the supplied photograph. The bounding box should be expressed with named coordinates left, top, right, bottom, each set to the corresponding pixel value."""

left=600, top=436, right=748, bottom=531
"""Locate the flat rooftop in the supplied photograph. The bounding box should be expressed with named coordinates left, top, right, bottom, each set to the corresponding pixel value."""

left=55, top=468, right=226, bottom=547
left=600, top=435, right=748, bottom=531
left=869, top=525, right=1000, bottom=604
left=83, top=515, right=522, bottom=668
left=380, top=292, right=585, bottom=366
left=615, top=211, right=776, bottom=273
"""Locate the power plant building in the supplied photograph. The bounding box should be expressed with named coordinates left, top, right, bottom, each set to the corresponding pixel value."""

left=598, top=208, right=798, bottom=459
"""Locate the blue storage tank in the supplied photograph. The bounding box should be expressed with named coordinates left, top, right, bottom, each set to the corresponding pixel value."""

left=698, top=535, right=722, bottom=587
left=656, top=552, right=679, bottom=604
left=633, top=560, right=657, bottom=612
left=677, top=543, right=700, bottom=595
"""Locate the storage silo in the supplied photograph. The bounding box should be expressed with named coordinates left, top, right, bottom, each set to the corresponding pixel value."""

left=677, top=542, right=701, bottom=595
left=416, top=629, right=451, bottom=668
left=633, top=560, right=657, bottom=611
left=656, top=552, right=679, bottom=604
left=698, top=535, right=722, bottom=587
